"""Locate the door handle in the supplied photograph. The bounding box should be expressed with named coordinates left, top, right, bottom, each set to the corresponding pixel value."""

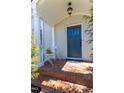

left=80, top=39, right=82, bottom=42
left=80, top=39, right=82, bottom=46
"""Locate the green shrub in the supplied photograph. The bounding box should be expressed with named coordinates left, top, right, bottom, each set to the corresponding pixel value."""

left=31, top=34, right=39, bottom=79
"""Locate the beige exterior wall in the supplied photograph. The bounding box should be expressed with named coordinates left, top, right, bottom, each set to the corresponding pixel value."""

left=55, top=15, right=92, bottom=61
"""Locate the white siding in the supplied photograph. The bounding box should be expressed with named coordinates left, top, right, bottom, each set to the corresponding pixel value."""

left=43, top=23, right=53, bottom=51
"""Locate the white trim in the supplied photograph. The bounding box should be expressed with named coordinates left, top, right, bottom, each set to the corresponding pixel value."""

left=55, top=14, right=90, bottom=25
left=65, top=23, right=83, bottom=28
left=52, top=27, right=56, bottom=58
left=37, top=0, right=45, bottom=6
left=66, top=57, right=83, bottom=60
left=66, top=23, right=83, bottom=60
left=40, top=20, right=44, bottom=65
left=40, top=20, right=45, bottom=66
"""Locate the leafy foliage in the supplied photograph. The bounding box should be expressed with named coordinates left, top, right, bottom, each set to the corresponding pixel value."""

left=85, top=7, right=93, bottom=60
left=85, top=8, right=93, bottom=44
left=31, top=34, right=39, bottom=79
left=46, top=48, right=53, bottom=54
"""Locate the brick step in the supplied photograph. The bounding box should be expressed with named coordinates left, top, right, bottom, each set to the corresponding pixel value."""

left=40, top=77, right=92, bottom=93
left=39, top=67, right=93, bottom=88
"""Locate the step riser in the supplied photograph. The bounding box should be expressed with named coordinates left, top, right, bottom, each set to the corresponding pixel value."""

left=40, top=68, right=93, bottom=88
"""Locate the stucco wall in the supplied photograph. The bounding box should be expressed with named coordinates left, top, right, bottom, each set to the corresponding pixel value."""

left=55, top=15, right=92, bottom=61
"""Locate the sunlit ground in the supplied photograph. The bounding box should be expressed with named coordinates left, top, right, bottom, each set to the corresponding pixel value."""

left=61, top=61, right=93, bottom=74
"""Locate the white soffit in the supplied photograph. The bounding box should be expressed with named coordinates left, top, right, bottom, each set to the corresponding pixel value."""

left=36, top=0, right=91, bottom=26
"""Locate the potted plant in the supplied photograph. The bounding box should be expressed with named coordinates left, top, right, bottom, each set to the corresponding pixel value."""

left=45, top=48, right=54, bottom=58
left=46, top=48, right=53, bottom=54
left=45, top=48, right=54, bottom=66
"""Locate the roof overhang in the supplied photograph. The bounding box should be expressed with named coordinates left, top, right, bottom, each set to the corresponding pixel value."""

left=36, top=0, right=92, bottom=26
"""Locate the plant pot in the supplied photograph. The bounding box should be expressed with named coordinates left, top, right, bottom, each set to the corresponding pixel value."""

left=45, top=54, right=54, bottom=59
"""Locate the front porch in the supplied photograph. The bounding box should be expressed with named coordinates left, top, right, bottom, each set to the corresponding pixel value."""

left=35, top=0, right=93, bottom=63
left=31, top=0, right=93, bottom=92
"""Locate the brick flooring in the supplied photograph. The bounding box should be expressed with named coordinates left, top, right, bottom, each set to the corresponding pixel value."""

left=32, top=60, right=93, bottom=93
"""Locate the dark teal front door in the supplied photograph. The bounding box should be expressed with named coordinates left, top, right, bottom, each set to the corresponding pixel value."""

left=67, top=25, right=82, bottom=58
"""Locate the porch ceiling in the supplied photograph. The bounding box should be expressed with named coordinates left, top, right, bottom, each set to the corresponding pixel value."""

left=36, top=0, right=91, bottom=26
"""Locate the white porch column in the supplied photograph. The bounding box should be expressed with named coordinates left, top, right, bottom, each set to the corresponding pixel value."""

left=52, top=27, right=56, bottom=59
left=32, top=1, right=43, bottom=67
left=39, top=20, right=44, bottom=66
